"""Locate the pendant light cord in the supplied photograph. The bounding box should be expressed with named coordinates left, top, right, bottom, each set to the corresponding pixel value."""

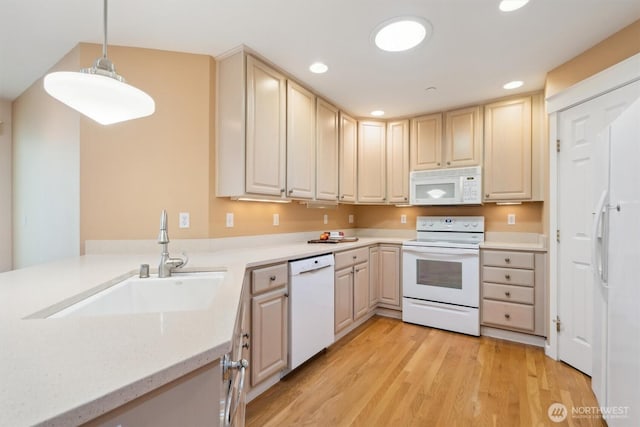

left=102, top=0, right=108, bottom=59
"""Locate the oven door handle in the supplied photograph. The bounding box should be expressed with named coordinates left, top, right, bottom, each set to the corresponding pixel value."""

left=402, top=246, right=479, bottom=256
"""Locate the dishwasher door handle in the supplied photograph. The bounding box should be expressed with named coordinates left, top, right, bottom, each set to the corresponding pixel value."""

left=298, top=264, right=333, bottom=275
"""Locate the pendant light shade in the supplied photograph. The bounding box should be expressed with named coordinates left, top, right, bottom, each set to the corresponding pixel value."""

left=43, top=0, right=155, bottom=125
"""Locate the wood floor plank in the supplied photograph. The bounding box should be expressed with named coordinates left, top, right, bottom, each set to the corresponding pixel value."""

left=246, top=316, right=605, bottom=427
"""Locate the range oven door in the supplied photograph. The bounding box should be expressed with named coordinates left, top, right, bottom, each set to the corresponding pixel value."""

left=402, top=245, right=480, bottom=308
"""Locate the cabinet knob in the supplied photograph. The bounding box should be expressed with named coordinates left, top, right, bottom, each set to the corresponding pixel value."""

left=336, top=195, right=339, bottom=200
left=242, top=343, right=250, bottom=349
left=404, top=197, right=408, bottom=201
left=437, top=162, right=441, bottom=166
left=242, top=333, right=250, bottom=339
left=485, top=194, right=490, bottom=198
left=341, top=195, right=345, bottom=199
left=280, top=188, right=285, bottom=193
left=505, top=291, right=511, bottom=297
left=269, top=275, right=276, bottom=281
left=505, top=257, right=511, bottom=263
left=504, top=313, right=511, bottom=320
left=447, top=161, right=451, bottom=165
left=284, top=293, right=289, bottom=298
left=288, top=189, right=293, bottom=194
left=505, top=274, right=511, bottom=280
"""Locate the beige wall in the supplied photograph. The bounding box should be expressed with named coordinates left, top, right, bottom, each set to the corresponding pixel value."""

left=356, top=203, right=543, bottom=234
left=12, top=47, right=81, bottom=268
left=79, top=44, right=213, bottom=249
left=0, top=100, right=12, bottom=271
left=546, top=19, right=640, bottom=98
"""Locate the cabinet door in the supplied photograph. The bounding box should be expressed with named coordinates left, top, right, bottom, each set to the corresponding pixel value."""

left=339, top=112, right=358, bottom=202
left=410, top=113, right=443, bottom=170
left=316, top=99, right=339, bottom=201
left=444, top=106, right=483, bottom=168
left=246, top=56, right=287, bottom=197
left=369, top=246, right=380, bottom=309
left=357, top=121, right=386, bottom=203
left=251, top=287, right=288, bottom=386
left=353, top=262, right=370, bottom=320
left=286, top=80, right=316, bottom=199
left=379, top=245, right=401, bottom=308
left=334, top=267, right=354, bottom=333
left=484, top=96, right=532, bottom=201
left=386, top=120, right=410, bottom=203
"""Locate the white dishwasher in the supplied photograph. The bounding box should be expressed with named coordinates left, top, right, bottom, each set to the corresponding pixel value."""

left=288, top=253, right=335, bottom=370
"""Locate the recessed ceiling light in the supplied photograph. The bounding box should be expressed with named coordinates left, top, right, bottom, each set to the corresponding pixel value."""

left=499, top=0, right=530, bottom=12
left=371, top=110, right=385, bottom=117
left=309, top=62, right=328, bottom=74
left=373, top=17, right=432, bottom=52
left=503, top=80, right=524, bottom=90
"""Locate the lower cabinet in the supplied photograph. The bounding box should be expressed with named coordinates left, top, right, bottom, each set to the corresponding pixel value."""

left=378, top=245, right=401, bottom=309
left=250, top=263, right=288, bottom=386
left=334, top=248, right=369, bottom=333
left=368, top=246, right=380, bottom=308
left=480, top=249, right=546, bottom=336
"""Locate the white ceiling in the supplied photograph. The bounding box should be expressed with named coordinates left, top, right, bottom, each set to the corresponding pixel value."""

left=1, top=0, right=639, bottom=118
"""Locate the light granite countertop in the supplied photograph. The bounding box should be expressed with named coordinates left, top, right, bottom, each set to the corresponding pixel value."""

left=0, top=237, right=402, bottom=426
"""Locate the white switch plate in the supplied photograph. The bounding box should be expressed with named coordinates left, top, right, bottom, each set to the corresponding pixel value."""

left=179, top=212, right=190, bottom=228
left=226, top=212, right=234, bottom=228
left=348, top=214, right=354, bottom=224
left=400, top=214, right=407, bottom=224
left=323, top=214, right=328, bottom=225
left=273, top=213, right=279, bottom=226
left=508, top=213, right=516, bottom=225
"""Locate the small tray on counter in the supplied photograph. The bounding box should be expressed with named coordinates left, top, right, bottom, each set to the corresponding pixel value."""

left=307, top=237, right=359, bottom=244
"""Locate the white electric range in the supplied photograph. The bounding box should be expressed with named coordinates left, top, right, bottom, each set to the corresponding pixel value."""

left=402, top=216, right=484, bottom=336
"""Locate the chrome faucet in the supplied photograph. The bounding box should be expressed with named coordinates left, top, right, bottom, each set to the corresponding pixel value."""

left=157, top=209, right=188, bottom=278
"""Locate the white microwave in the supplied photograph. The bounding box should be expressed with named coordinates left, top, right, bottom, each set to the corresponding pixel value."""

left=410, top=166, right=482, bottom=205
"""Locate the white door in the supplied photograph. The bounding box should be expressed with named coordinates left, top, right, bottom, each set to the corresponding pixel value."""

left=557, top=80, right=640, bottom=375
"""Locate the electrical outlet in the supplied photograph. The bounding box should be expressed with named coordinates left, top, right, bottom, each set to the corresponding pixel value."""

left=508, top=213, right=516, bottom=225
left=323, top=214, right=328, bottom=225
left=273, top=213, right=279, bottom=226
left=348, top=214, right=354, bottom=224
left=401, top=214, right=407, bottom=224
left=179, top=212, right=190, bottom=228
left=226, top=212, right=234, bottom=228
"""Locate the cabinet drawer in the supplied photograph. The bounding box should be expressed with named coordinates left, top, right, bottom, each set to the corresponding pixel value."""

left=482, top=266, right=534, bottom=287
left=482, top=250, right=534, bottom=269
left=335, top=247, right=369, bottom=270
left=482, top=300, right=534, bottom=331
left=252, top=263, right=288, bottom=294
left=483, top=282, right=534, bottom=304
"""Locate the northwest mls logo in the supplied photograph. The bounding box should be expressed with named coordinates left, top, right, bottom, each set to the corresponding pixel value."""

left=548, top=403, right=568, bottom=422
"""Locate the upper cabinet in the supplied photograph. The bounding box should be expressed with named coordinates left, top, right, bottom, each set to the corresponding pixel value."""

left=410, top=113, right=442, bottom=170
left=410, top=107, right=483, bottom=171
left=386, top=120, right=410, bottom=203
left=483, top=93, right=544, bottom=202
left=286, top=81, right=316, bottom=199
left=316, top=99, right=339, bottom=201
left=444, top=106, right=483, bottom=168
left=357, top=121, right=386, bottom=203
left=217, top=52, right=287, bottom=199
left=339, top=112, right=358, bottom=203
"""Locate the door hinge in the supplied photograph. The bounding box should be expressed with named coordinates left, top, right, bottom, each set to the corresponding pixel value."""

left=556, top=229, right=560, bottom=243
left=553, top=315, right=561, bottom=333
left=556, top=139, right=561, bottom=152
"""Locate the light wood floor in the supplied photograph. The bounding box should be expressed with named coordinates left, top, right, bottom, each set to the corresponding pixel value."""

left=246, top=316, right=604, bottom=427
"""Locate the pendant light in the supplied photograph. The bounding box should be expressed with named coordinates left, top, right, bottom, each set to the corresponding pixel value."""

left=44, top=0, right=155, bottom=125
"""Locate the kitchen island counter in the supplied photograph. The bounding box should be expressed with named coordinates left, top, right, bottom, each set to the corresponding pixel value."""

left=0, top=236, right=401, bottom=426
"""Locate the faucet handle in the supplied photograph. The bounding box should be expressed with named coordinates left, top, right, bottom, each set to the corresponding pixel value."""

left=180, top=251, right=189, bottom=269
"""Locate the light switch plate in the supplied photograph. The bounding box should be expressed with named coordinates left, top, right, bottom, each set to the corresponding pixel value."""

left=348, top=214, right=354, bottom=224
left=508, top=213, right=516, bottom=225
left=273, top=213, right=279, bottom=226
left=226, top=212, right=234, bottom=228
left=179, top=212, right=190, bottom=228
left=401, top=214, right=407, bottom=224
left=323, top=214, right=328, bottom=225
